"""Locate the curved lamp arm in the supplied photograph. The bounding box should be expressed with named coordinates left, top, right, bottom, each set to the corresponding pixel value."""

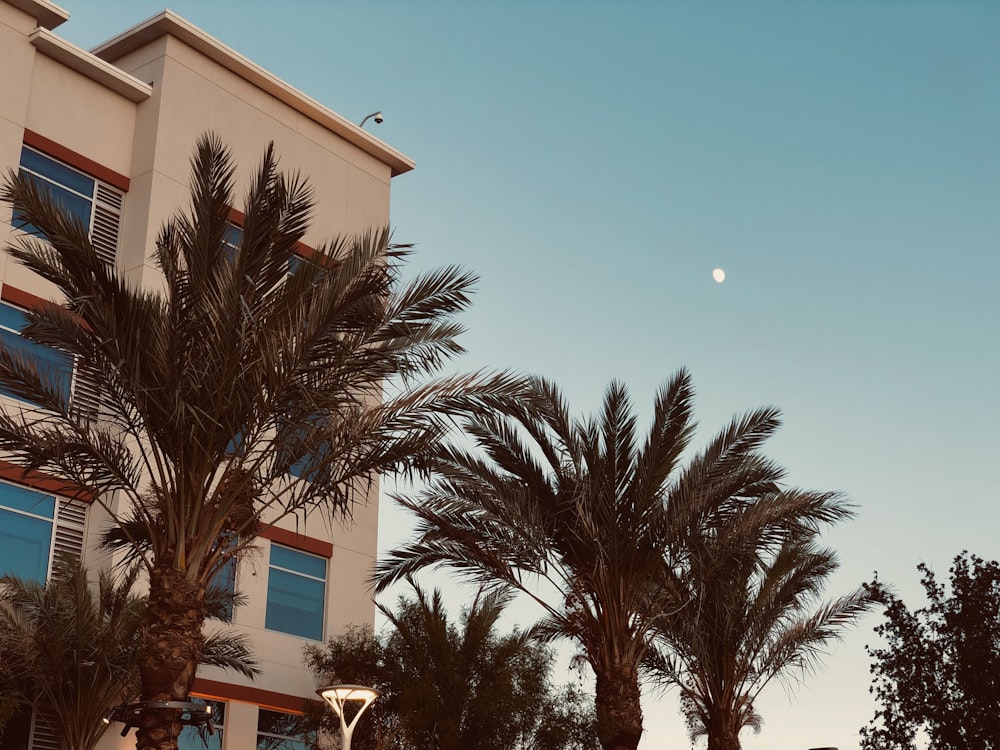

left=317, top=684, right=379, bottom=750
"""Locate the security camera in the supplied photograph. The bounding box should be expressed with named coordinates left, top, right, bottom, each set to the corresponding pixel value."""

left=373, top=112, right=384, bottom=124
left=359, top=111, right=384, bottom=127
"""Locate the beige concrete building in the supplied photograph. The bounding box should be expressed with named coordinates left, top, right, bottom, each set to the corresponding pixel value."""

left=0, top=1, right=413, bottom=748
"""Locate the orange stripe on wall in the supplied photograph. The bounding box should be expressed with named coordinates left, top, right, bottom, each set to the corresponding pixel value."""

left=0, top=459, right=93, bottom=502
left=0, top=285, right=54, bottom=312
left=259, top=525, right=333, bottom=558
left=192, top=678, right=323, bottom=714
left=22, top=129, right=130, bottom=192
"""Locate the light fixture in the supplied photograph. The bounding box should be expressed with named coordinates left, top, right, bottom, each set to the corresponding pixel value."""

left=104, top=700, right=215, bottom=738
left=359, top=111, right=383, bottom=127
left=317, top=684, right=379, bottom=750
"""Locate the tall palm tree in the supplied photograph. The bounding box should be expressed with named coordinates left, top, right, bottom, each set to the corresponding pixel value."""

left=0, top=557, right=256, bottom=750
left=0, top=135, right=516, bottom=750
left=645, top=533, right=871, bottom=750
left=376, top=371, right=853, bottom=750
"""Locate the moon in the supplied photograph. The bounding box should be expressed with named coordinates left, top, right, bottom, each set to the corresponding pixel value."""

left=712, top=268, right=726, bottom=283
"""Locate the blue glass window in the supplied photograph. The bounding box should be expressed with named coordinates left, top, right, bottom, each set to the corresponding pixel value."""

left=177, top=698, right=225, bottom=750
left=0, top=302, right=73, bottom=406
left=283, top=414, right=332, bottom=481
left=208, top=553, right=237, bottom=622
left=265, top=544, right=326, bottom=640
left=256, top=709, right=313, bottom=750
left=0, top=482, right=56, bottom=582
left=223, top=224, right=242, bottom=254
left=15, top=147, right=96, bottom=234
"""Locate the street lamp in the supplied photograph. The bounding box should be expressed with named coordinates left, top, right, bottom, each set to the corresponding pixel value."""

left=317, top=684, right=379, bottom=750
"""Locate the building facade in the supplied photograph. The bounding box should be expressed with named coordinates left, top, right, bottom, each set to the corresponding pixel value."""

left=0, top=1, right=413, bottom=748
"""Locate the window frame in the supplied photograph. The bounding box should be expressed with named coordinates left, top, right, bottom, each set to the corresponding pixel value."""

left=16, top=146, right=98, bottom=233
left=0, top=478, right=58, bottom=583
left=177, top=697, right=226, bottom=750
left=264, top=542, right=327, bottom=641
left=256, top=708, right=314, bottom=750
left=0, top=299, right=75, bottom=408
left=207, top=544, right=238, bottom=624
left=13, top=141, right=125, bottom=268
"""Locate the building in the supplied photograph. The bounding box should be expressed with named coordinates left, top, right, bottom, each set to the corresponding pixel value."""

left=0, top=1, right=413, bottom=748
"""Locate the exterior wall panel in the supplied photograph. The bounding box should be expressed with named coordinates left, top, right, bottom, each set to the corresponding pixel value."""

left=25, top=54, right=137, bottom=176
left=0, top=4, right=411, bottom=747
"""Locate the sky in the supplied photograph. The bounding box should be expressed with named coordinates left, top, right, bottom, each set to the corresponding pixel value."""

left=57, top=2, right=1000, bottom=749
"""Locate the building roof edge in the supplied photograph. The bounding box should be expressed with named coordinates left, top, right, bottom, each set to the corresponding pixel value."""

left=4, top=0, right=68, bottom=30
left=92, top=10, right=415, bottom=177
left=30, top=27, right=153, bottom=103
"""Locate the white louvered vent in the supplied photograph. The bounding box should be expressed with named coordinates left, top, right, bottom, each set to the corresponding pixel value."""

left=53, top=496, right=87, bottom=563
left=71, top=362, right=103, bottom=422
left=69, top=181, right=123, bottom=418
left=28, top=707, right=59, bottom=750
left=92, top=183, right=123, bottom=267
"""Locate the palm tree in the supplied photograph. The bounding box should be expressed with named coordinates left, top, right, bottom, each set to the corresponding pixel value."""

left=0, top=557, right=256, bottom=750
left=304, top=582, right=599, bottom=750
left=645, top=532, right=871, bottom=750
left=380, top=585, right=553, bottom=750
left=376, top=371, right=853, bottom=750
left=0, top=135, right=516, bottom=750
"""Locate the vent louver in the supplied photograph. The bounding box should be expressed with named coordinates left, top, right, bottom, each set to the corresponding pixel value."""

left=91, top=183, right=123, bottom=267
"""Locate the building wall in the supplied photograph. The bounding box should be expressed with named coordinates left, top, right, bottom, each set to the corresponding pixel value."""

left=0, top=3, right=410, bottom=748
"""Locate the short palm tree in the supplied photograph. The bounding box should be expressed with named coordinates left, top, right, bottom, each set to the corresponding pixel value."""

left=376, top=371, right=851, bottom=750
left=0, top=135, right=515, bottom=750
left=305, top=582, right=598, bottom=750
left=646, top=532, right=871, bottom=750
left=379, top=585, right=545, bottom=750
left=0, top=557, right=255, bottom=750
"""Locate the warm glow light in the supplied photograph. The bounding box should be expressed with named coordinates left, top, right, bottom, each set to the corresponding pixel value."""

left=319, top=684, right=379, bottom=703
left=318, top=684, right=380, bottom=750
left=712, top=267, right=726, bottom=283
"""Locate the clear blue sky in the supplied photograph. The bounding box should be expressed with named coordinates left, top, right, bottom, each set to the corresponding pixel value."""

left=61, top=2, right=1000, bottom=748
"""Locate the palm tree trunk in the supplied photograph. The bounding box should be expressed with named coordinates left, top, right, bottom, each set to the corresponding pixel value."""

left=705, top=709, right=742, bottom=750
left=135, top=563, right=206, bottom=750
left=594, top=663, right=643, bottom=750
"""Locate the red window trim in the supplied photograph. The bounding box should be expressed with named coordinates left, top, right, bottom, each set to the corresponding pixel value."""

left=259, top=525, right=333, bottom=558
left=22, top=130, right=130, bottom=193
left=0, top=284, right=91, bottom=331
left=1, top=285, right=53, bottom=313
left=192, top=678, right=322, bottom=714
left=0, top=459, right=93, bottom=503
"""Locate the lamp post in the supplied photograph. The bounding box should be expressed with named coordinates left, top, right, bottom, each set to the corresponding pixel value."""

left=317, top=684, right=379, bottom=750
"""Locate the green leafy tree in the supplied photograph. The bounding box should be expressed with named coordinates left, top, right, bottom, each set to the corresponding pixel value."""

left=0, top=557, right=255, bottom=750
left=861, top=552, right=1000, bottom=750
left=647, top=531, right=870, bottom=750
left=303, top=583, right=600, bottom=750
left=376, top=372, right=849, bottom=750
left=0, top=135, right=515, bottom=750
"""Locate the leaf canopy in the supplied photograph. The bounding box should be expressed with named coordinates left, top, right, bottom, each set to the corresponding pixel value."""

left=0, top=134, right=521, bottom=587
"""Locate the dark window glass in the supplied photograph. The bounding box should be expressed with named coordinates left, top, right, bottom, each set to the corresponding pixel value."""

left=256, top=709, right=313, bottom=750
left=0, top=481, right=55, bottom=582
left=208, top=554, right=237, bottom=622
left=177, top=698, right=225, bottom=750
left=265, top=544, right=325, bottom=640
left=0, top=302, right=74, bottom=405
left=19, top=148, right=94, bottom=196
left=15, top=147, right=95, bottom=234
